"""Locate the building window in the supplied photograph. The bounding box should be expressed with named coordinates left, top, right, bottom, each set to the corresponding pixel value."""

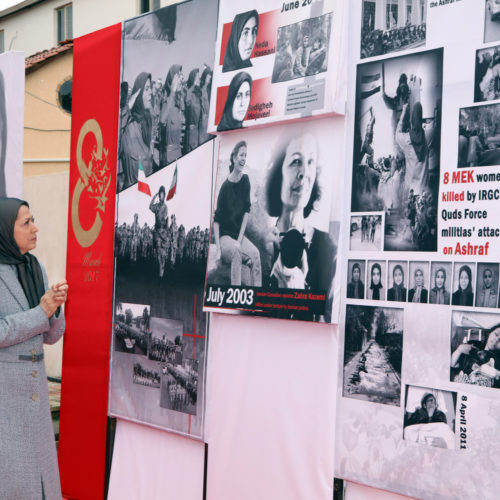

left=0, top=31, right=4, bottom=53
left=56, top=3, right=73, bottom=43
left=140, top=0, right=161, bottom=14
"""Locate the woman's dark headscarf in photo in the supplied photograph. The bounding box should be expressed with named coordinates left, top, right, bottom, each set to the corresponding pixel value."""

left=164, top=64, right=182, bottom=97
left=370, top=262, right=383, bottom=300
left=409, top=101, right=427, bottom=162
left=217, top=71, right=252, bottom=132
left=0, top=71, right=7, bottom=197
left=0, top=197, right=44, bottom=308
left=131, top=72, right=152, bottom=148
left=222, top=10, right=259, bottom=73
left=187, top=68, right=200, bottom=89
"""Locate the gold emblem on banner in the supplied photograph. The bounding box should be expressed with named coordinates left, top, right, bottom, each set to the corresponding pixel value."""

left=71, top=118, right=111, bottom=248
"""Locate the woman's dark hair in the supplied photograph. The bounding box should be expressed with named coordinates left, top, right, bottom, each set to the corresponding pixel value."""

left=420, top=393, right=436, bottom=408
left=457, top=265, right=473, bottom=293
left=217, top=71, right=252, bottom=132
left=187, top=68, right=199, bottom=89
left=130, top=72, right=152, bottom=148
left=200, top=67, right=212, bottom=89
left=351, top=263, right=361, bottom=281
left=229, top=141, right=247, bottom=173
left=265, top=136, right=321, bottom=218
left=163, top=64, right=182, bottom=97
left=485, top=323, right=500, bottom=345
left=370, top=262, right=382, bottom=289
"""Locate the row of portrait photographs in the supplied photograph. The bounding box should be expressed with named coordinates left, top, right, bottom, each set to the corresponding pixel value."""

left=112, top=303, right=200, bottom=416
left=457, top=101, right=500, bottom=168
left=347, top=260, right=500, bottom=308
left=352, top=48, right=443, bottom=252
left=451, top=310, right=500, bottom=389
left=360, top=0, right=427, bottom=61
left=117, top=0, right=218, bottom=193
left=204, top=118, right=340, bottom=323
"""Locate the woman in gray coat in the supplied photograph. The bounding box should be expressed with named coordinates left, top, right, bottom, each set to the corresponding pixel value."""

left=0, top=197, right=68, bottom=500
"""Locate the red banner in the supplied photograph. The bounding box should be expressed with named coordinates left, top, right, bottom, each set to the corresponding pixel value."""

left=58, top=23, right=121, bottom=500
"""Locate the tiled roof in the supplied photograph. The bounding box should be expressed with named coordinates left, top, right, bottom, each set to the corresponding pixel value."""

left=25, top=40, right=73, bottom=71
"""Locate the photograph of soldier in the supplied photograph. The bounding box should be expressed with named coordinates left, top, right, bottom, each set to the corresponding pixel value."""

left=475, top=263, right=499, bottom=308
left=343, top=305, right=404, bottom=406
left=408, top=261, right=429, bottom=304
left=452, top=263, right=475, bottom=307
left=352, top=49, right=442, bottom=252
left=387, top=261, right=408, bottom=303
left=271, top=13, right=332, bottom=83
left=457, top=103, right=500, bottom=168
left=349, top=214, right=382, bottom=251
left=117, top=0, right=217, bottom=193
left=429, top=262, right=452, bottom=305
left=360, top=0, right=426, bottom=60
left=450, top=311, right=500, bottom=388
left=347, top=260, right=366, bottom=300
left=403, top=385, right=456, bottom=449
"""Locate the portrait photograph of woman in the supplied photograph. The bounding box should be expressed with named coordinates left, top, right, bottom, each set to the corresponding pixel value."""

left=408, top=261, right=429, bottom=304
left=452, top=263, right=475, bottom=307
left=429, top=262, right=452, bottom=305
left=366, top=261, right=386, bottom=301
left=222, top=10, right=259, bottom=73
left=217, top=71, right=252, bottom=132
left=346, top=260, right=365, bottom=299
left=476, top=263, right=499, bottom=308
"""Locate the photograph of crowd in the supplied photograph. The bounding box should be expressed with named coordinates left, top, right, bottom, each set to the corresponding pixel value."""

left=457, top=103, right=500, bottom=168
left=114, top=302, right=151, bottom=355
left=272, top=13, right=332, bottom=83
left=204, top=119, right=340, bottom=322
left=352, top=48, right=442, bottom=252
left=117, top=0, right=217, bottom=193
left=403, top=385, right=456, bottom=449
left=349, top=215, right=382, bottom=251
left=360, top=0, right=426, bottom=60
left=133, top=362, right=161, bottom=388
left=450, top=311, right=500, bottom=389
left=343, top=305, right=403, bottom=406
left=160, top=357, right=199, bottom=415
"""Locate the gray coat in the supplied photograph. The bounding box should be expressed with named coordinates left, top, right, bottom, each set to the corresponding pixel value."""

left=0, top=263, right=65, bottom=500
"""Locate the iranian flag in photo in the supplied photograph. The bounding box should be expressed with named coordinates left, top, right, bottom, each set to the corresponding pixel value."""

left=167, top=164, right=177, bottom=201
left=138, top=161, right=151, bottom=196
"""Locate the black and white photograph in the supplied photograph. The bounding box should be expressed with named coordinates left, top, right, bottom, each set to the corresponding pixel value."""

left=484, top=0, right=500, bottom=44
left=349, top=214, right=382, bottom=251
left=216, top=71, right=252, bottom=132
left=366, top=260, right=386, bottom=301
left=474, top=45, right=500, bottom=103
left=347, top=259, right=366, bottom=300
left=117, top=0, right=217, bottom=193
left=110, top=130, right=212, bottom=436
left=458, top=103, right=500, bottom=168
left=114, top=302, right=151, bottom=355
left=450, top=310, right=500, bottom=389
left=408, top=261, right=429, bottom=303
left=475, top=263, right=499, bottom=308
left=133, top=361, right=161, bottom=388
left=403, top=385, right=457, bottom=450
left=352, top=48, right=442, bottom=252
left=271, top=13, right=333, bottom=83
left=387, top=260, right=408, bottom=303
left=429, top=262, right=452, bottom=305
left=360, top=0, right=427, bottom=60
left=204, top=118, right=341, bottom=323
left=343, top=305, right=403, bottom=406
left=452, top=262, right=475, bottom=307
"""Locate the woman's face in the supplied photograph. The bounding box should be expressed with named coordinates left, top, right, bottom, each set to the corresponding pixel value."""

left=459, top=269, right=470, bottom=291
left=352, top=267, right=360, bottom=283
left=280, top=135, right=317, bottom=212
left=372, top=267, right=381, bottom=285
left=238, top=16, right=258, bottom=61
left=142, top=78, right=152, bottom=110
left=435, top=270, right=445, bottom=289
left=233, top=146, right=247, bottom=172
left=424, top=396, right=436, bottom=413
left=231, top=81, right=251, bottom=122
left=393, top=268, right=403, bottom=286
left=486, top=328, right=500, bottom=350
left=14, top=204, right=38, bottom=255
left=484, top=269, right=493, bottom=289
left=414, top=269, right=424, bottom=287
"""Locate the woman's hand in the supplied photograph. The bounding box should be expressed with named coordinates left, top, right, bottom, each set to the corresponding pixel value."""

left=40, top=280, right=68, bottom=318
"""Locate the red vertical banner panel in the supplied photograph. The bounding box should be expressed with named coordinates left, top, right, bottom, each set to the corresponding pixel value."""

left=58, top=23, right=121, bottom=500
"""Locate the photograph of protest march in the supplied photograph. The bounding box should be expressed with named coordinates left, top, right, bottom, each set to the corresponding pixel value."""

left=343, top=305, right=404, bottom=406
left=450, top=310, right=500, bottom=389
left=360, top=0, right=426, bottom=60
left=403, top=385, right=457, bottom=450
left=457, top=103, right=500, bottom=168
left=352, top=48, right=442, bottom=252
left=117, top=0, right=216, bottom=193
left=272, top=13, right=333, bottom=83
left=204, top=118, right=340, bottom=323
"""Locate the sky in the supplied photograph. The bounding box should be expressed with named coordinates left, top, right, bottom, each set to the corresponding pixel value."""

left=0, top=1, right=22, bottom=11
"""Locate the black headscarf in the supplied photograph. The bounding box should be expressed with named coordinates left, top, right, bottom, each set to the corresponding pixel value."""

left=131, top=72, right=152, bottom=148
left=0, top=197, right=45, bottom=308
left=217, top=71, right=252, bottom=132
left=222, top=10, right=259, bottom=73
